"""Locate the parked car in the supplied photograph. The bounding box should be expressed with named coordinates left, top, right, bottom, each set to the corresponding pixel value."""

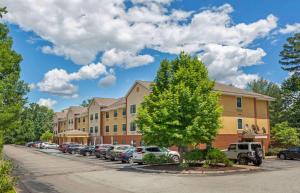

left=26, top=142, right=34, bottom=147
left=66, top=144, right=84, bottom=154
left=278, top=147, right=300, bottom=160
left=32, top=141, right=42, bottom=148
left=59, top=143, right=73, bottom=153
left=95, top=144, right=113, bottom=158
left=41, top=142, right=59, bottom=149
left=132, top=146, right=180, bottom=164
left=110, top=145, right=132, bottom=161
left=224, top=142, right=263, bottom=166
left=79, top=146, right=95, bottom=156
left=120, top=147, right=136, bottom=163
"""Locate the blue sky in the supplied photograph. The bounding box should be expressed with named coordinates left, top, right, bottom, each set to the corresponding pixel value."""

left=1, top=0, right=300, bottom=111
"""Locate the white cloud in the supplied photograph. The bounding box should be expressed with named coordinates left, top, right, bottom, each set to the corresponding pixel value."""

left=99, top=74, right=117, bottom=88
left=279, top=23, right=300, bottom=34
left=37, top=63, right=107, bottom=97
left=0, top=1, right=279, bottom=88
left=37, top=98, right=57, bottom=109
left=199, top=44, right=265, bottom=88
left=102, top=49, right=154, bottom=68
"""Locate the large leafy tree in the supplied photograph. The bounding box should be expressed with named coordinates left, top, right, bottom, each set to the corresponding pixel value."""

left=136, top=53, right=222, bottom=160
left=80, top=98, right=92, bottom=107
left=5, top=103, right=54, bottom=144
left=0, top=7, right=28, bottom=142
left=279, top=33, right=300, bottom=74
left=247, top=78, right=283, bottom=127
left=271, top=122, right=300, bottom=148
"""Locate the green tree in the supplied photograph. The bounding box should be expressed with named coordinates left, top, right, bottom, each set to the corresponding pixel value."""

left=279, top=33, right=300, bottom=74
left=271, top=122, right=300, bottom=147
left=0, top=7, right=28, bottom=143
left=5, top=103, right=54, bottom=144
left=40, top=130, right=53, bottom=142
left=80, top=99, right=92, bottom=107
left=136, top=53, right=222, bottom=161
left=280, top=74, right=300, bottom=130
left=247, top=78, right=283, bottom=127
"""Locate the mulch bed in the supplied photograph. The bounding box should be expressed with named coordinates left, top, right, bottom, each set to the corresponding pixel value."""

left=142, top=164, right=241, bottom=172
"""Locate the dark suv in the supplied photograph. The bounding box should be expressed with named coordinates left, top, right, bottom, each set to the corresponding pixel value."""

left=278, top=147, right=300, bottom=160
left=66, top=144, right=84, bottom=154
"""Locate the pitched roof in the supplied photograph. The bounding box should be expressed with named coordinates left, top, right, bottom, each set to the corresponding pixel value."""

left=214, top=82, right=274, bottom=101
left=130, top=80, right=274, bottom=101
left=68, top=106, right=88, bottom=114
left=92, top=97, right=117, bottom=107
left=102, top=97, right=126, bottom=111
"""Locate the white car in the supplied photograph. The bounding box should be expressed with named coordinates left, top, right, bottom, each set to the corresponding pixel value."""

left=132, top=146, right=180, bottom=164
left=41, top=142, right=59, bottom=149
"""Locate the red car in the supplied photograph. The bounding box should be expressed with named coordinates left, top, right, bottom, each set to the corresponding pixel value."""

left=59, top=143, right=73, bottom=153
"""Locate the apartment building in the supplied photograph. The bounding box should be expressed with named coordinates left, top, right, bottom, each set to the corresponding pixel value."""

left=53, top=80, right=273, bottom=151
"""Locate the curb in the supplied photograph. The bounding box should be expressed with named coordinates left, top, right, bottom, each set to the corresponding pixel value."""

left=130, top=165, right=254, bottom=174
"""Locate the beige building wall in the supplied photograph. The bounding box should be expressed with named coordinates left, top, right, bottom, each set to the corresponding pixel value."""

left=103, top=106, right=127, bottom=136
left=66, top=109, right=75, bottom=131
left=76, top=113, right=88, bottom=132
left=88, top=100, right=101, bottom=144
left=218, top=95, right=269, bottom=135
left=126, top=83, right=150, bottom=135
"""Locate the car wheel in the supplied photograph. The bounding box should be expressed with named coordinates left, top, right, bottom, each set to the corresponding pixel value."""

left=172, top=155, right=180, bottom=163
left=253, top=159, right=262, bottom=166
left=279, top=154, right=286, bottom=160
left=96, top=155, right=100, bottom=158
left=84, top=152, right=88, bottom=156
left=128, top=157, right=134, bottom=165
left=121, top=160, right=126, bottom=163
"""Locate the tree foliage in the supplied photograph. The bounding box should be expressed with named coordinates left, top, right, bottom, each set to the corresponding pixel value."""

left=136, top=53, right=222, bottom=159
left=40, top=130, right=53, bottom=142
left=246, top=78, right=283, bottom=127
left=279, top=33, right=300, bottom=74
left=5, top=103, right=54, bottom=144
left=80, top=99, right=92, bottom=107
left=271, top=122, right=300, bottom=148
left=0, top=7, right=28, bottom=143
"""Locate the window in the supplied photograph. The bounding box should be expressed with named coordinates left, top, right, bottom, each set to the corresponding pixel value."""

left=90, top=114, right=93, bottom=120
left=136, top=86, right=140, bottom=92
left=78, top=118, right=80, bottom=123
left=71, top=119, right=73, bottom=124
left=237, top=118, right=243, bottom=129
left=113, top=140, right=118, bottom=145
left=130, top=122, right=136, bottom=131
left=114, top=125, right=118, bottom=132
left=122, top=108, right=126, bottom=116
left=106, top=112, right=109, bottom=118
left=251, top=144, right=262, bottom=150
left=95, top=126, right=98, bottom=133
left=90, top=127, right=93, bottom=133
left=236, top=97, right=242, bottom=108
left=95, top=113, right=98, bottom=120
left=130, top=105, right=136, bottom=114
left=122, top=124, right=126, bottom=132
left=83, top=117, right=85, bottom=122
left=105, top=126, right=109, bottom=132
left=228, top=144, right=236, bottom=151
left=83, top=128, right=85, bottom=132
left=114, top=110, right=118, bottom=117
left=238, top=144, right=249, bottom=150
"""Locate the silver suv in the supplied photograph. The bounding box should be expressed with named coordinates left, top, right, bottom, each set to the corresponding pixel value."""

left=224, top=142, right=263, bottom=166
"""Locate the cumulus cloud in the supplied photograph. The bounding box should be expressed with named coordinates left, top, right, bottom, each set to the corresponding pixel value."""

left=279, top=23, right=300, bottom=34
left=37, top=63, right=107, bottom=97
left=99, top=74, right=117, bottom=88
left=1, top=1, right=279, bottom=88
left=37, top=98, right=57, bottom=109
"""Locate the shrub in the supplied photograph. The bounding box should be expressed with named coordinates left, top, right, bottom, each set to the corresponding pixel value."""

left=0, top=160, right=15, bottom=193
left=205, top=148, right=233, bottom=167
left=143, top=153, right=173, bottom=165
left=183, top=149, right=206, bottom=163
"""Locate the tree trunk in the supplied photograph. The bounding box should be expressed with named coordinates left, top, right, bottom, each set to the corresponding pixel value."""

left=178, top=146, right=186, bottom=163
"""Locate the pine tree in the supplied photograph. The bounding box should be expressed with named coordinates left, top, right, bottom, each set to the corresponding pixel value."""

left=279, top=33, right=300, bottom=74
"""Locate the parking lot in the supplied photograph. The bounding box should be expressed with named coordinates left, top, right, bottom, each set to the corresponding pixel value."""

left=4, top=145, right=300, bottom=193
